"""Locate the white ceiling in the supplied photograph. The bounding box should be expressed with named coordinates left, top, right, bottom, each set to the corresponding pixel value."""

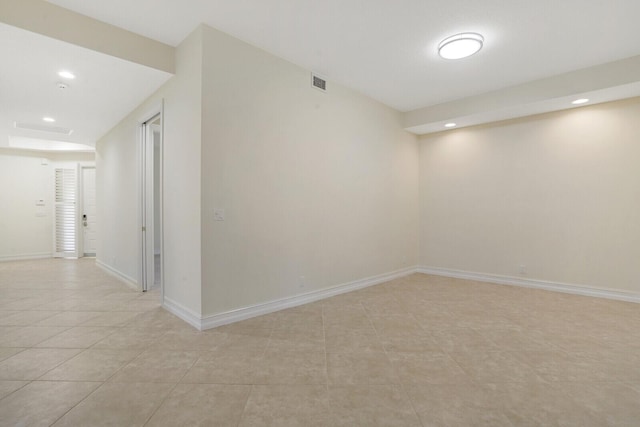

left=0, top=22, right=171, bottom=149
left=48, top=0, right=640, bottom=112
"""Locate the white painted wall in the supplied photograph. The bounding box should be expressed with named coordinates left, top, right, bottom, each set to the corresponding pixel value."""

left=419, top=98, right=640, bottom=293
left=200, top=26, right=419, bottom=317
left=0, top=148, right=94, bottom=261
left=96, top=27, right=202, bottom=313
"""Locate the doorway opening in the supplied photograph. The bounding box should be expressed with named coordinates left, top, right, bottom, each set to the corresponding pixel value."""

left=140, top=108, right=163, bottom=295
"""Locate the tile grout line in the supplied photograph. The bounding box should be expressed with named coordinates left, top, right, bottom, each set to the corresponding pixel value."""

left=361, top=286, right=426, bottom=427
left=141, top=347, right=201, bottom=426
left=235, top=384, right=254, bottom=427
left=0, top=379, right=33, bottom=404
left=321, top=301, right=331, bottom=421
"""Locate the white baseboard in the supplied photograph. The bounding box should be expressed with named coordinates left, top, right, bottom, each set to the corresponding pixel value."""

left=418, top=266, right=640, bottom=304
left=95, top=259, right=140, bottom=292
left=163, top=297, right=202, bottom=330
left=0, top=252, right=52, bottom=262
left=162, top=266, right=417, bottom=331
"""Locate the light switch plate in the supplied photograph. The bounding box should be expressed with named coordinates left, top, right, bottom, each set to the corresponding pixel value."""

left=213, top=208, right=225, bottom=221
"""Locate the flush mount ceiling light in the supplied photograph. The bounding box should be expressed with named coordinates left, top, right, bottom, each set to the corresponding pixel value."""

left=572, top=98, right=589, bottom=105
left=438, top=33, right=484, bottom=60
left=444, top=122, right=457, bottom=128
left=43, top=117, right=56, bottom=123
left=58, top=70, right=75, bottom=79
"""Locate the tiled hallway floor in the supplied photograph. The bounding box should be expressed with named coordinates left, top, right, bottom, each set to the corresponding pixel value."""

left=1, top=258, right=639, bottom=426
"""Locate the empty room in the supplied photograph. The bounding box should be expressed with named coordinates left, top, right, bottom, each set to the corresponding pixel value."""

left=1, top=0, right=639, bottom=425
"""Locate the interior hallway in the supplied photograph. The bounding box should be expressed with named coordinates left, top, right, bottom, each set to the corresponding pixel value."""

left=0, top=259, right=639, bottom=426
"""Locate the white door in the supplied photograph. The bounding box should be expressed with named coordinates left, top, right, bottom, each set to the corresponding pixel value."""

left=54, top=164, right=79, bottom=258
left=140, top=114, right=162, bottom=292
left=82, top=167, right=97, bottom=256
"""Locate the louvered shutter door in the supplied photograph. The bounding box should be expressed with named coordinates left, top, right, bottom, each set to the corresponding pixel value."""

left=54, top=166, right=78, bottom=257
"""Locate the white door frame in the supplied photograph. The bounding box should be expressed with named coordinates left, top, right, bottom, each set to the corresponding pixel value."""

left=138, top=101, right=164, bottom=302
left=79, top=163, right=96, bottom=257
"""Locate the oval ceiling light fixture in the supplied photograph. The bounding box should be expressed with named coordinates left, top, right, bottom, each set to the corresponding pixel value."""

left=572, top=98, right=589, bottom=105
left=43, top=117, right=56, bottom=123
left=58, top=70, right=76, bottom=79
left=438, top=33, right=484, bottom=60
left=444, top=122, right=457, bottom=128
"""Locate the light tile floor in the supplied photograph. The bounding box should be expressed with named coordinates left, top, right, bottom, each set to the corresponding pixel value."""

left=0, top=258, right=639, bottom=426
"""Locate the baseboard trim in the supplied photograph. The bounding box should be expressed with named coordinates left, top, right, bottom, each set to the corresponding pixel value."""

left=163, top=266, right=417, bottom=331
left=418, top=266, right=640, bottom=304
left=0, top=252, right=52, bottom=262
left=95, top=259, right=140, bottom=292
left=163, top=297, right=202, bottom=330
left=200, top=266, right=417, bottom=330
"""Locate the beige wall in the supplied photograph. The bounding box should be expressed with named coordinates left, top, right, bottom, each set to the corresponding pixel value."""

left=200, top=26, right=419, bottom=316
left=96, top=27, right=203, bottom=314
left=0, top=148, right=94, bottom=260
left=419, top=98, right=640, bottom=293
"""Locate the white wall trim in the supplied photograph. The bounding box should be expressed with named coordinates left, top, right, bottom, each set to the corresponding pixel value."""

left=162, top=266, right=417, bottom=331
left=418, top=266, right=640, bottom=304
left=96, top=259, right=140, bottom=292
left=163, top=297, right=202, bottom=330
left=0, top=252, right=52, bottom=262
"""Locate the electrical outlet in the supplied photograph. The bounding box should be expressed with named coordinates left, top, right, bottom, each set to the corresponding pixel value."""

left=299, top=276, right=306, bottom=288
left=519, top=264, right=527, bottom=275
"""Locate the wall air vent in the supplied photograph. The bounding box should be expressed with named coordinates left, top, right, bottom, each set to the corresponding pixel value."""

left=14, top=122, right=73, bottom=136
left=311, top=73, right=327, bottom=92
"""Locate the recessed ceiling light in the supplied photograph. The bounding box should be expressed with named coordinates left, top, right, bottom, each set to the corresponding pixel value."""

left=572, top=98, right=589, bottom=105
left=43, top=117, right=56, bottom=123
left=438, top=33, right=484, bottom=60
left=58, top=70, right=76, bottom=79
left=444, top=122, right=457, bottom=128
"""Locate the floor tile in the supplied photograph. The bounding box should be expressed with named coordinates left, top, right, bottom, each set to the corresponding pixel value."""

left=109, top=350, right=199, bottom=383
left=0, top=326, right=68, bottom=347
left=0, top=380, right=27, bottom=400
left=0, top=348, right=81, bottom=380
left=405, top=383, right=513, bottom=426
left=267, top=328, right=323, bottom=352
left=35, top=311, right=102, bottom=327
left=497, top=382, right=608, bottom=426
left=563, top=382, right=640, bottom=426
left=0, top=347, right=23, bottom=362
left=430, top=328, right=499, bottom=353
left=388, top=351, right=472, bottom=385
left=0, top=311, right=60, bottom=326
left=145, top=383, right=250, bottom=426
left=328, top=385, right=421, bottom=426
left=148, top=329, right=226, bottom=351
left=477, top=327, right=558, bottom=351
left=82, top=311, right=143, bottom=327
left=325, top=328, right=383, bottom=353
left=0, top=381, right=99, bottom=427
left=35, top=326, right=117, bottom=348
left=52, top=382, right=172, bottom=427
left=378, top=330, right=441, bottom=353
left=40, top=348, right=141, bottom=381
left=211, top=329, right=272, bottom=352
left=254, top=350, right=326, bottom=385
left=92, top=327, right=167, bottom=349
left=238, top=385, right=330, bottom=427
left=2, top=260, right=640, bottom=425
left=327, top=352, right=398, bottom=385
left=512, top=350, right=611, bottom=382
left=181, top=350, right=261, bottom=384
left=449, top=351, right=543, bottom=383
